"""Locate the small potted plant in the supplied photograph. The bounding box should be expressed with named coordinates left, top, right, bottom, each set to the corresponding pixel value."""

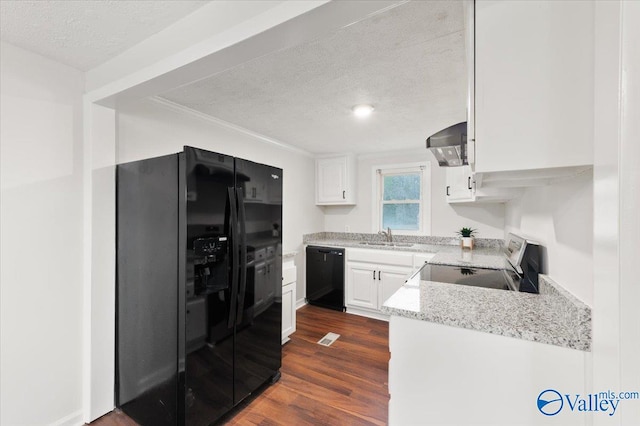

left=457, top=227, right=477, bottom=250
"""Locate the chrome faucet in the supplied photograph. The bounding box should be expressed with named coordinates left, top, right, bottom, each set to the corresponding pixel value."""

left=378, top=227, right=393, bottom=242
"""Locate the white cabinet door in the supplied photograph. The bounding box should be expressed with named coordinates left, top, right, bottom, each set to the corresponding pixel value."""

left=474, top=1, right=593, bottom=175
left=379, top=266, right=413, bottom=309
left=281, top=282, right=295, bottom=343
left=346, top=264, right=377, bottom=310
left=446, top=165, right=522, bottom=204
left=446, top=165, right=474, bottom=202
left=315, top=156, right=356, bottom=205
left=282, top=261, right=297, bottom=344
left=347, top=259, right=412, bottom=314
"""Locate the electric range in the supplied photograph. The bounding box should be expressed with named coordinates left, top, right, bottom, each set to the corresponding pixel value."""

left=410, top=233, right=542, bottom=294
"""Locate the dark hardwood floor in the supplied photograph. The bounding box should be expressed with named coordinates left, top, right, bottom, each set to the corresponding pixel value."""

left=90, top=305, right=389, bottom=426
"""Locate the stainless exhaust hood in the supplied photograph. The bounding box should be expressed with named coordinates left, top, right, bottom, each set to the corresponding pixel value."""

left=426, top=122, right=467, bottom=167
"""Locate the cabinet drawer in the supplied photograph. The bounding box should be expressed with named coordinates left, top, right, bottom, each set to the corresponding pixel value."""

left=283, top=266, right=296, bottom=285
left=347, top=248, right=413, bottom=267
left=255, top=248, right=266, bottom=261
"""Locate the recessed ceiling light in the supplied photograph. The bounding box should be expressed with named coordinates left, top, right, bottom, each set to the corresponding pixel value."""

left=352, top=104, right=374, bottom=118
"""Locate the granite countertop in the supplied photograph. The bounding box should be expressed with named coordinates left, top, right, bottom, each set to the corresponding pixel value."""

left=303, top=232, right=504, bottom=256
left=303, top=232, right=591, bottom=351
left=382, top=274, right=591, bottom=352
left=428, top=251, right=510, bottom=269
left=282, top=251, right=297, bottom=260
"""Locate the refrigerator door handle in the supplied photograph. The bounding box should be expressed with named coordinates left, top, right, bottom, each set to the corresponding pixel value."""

left=227, top=187, right=239, bottom=328
left=236, top=187, right=248, bottom=324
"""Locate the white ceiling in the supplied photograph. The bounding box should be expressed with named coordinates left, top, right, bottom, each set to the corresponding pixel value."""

left=1, top=0, right=467, bottom=155
left=0, top=0, right=209, bottom=71
left=160, top=0, right=467, bottom=155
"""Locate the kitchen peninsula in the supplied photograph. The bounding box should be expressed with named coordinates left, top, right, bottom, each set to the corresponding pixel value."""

left=305, top=231, right=592, bottom=426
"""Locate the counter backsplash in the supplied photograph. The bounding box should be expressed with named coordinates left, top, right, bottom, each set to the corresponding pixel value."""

left=538, top=274, right=592, bottom=349
left=303, top=232, right=504, bottom=249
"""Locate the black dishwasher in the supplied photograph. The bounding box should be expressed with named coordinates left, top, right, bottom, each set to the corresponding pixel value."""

left=306, top=246, right=345, bottom=311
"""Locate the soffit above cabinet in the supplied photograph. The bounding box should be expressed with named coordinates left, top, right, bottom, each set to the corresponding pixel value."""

left=159, top=0, right=467, bottom=155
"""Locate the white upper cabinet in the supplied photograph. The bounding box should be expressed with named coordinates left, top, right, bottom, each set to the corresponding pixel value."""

left=446, top=166, right=474, bottom=203
left=470, top=0, right=594, bottom=187
left=445, top=164, right=521, bottom=204
left=315, top=155, right=356, bottom=205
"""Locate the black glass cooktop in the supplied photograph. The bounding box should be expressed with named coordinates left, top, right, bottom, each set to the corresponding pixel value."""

left=418, top=264, right=520, bottom=291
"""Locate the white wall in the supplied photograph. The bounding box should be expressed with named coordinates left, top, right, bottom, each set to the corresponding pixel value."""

left=85, top=104, right=117, bottom=422
left=323, top=151, right=506, bottom=239
left=504, top=171, right=593, bottom=306
left=116, top=98, right=324, bottom=303
left=0, top=42, right=85, bottom=426
left=618, top=2, right=640, bottom=421
left=591, top=2, right=640, bottom=424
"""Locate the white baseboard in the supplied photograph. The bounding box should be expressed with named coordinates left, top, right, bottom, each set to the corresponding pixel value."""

left=345, top=307, right=390, bottom=322
left=51, top=409, right=83, bottom=426
left=295, top=299, right=307, bottom=310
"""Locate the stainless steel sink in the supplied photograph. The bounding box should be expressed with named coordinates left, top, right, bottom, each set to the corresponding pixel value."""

left=358, top=242, right=414, bottom=248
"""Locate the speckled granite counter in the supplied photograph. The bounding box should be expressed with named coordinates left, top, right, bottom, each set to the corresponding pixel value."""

left=303, top=232, right=503, bottom=256
left=428, top=251, right=510, bottom=269
left=282, top=251, right=297, bottom=260
left=382, top=274, right=591, bottom=351
left=303, top=232, right=591, bottom=351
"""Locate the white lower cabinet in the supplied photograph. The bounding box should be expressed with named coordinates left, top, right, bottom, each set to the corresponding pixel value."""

left=347, top=265, right=379, bottom=310
left=281, top=259, right=296, bottom=344
left=345, top=248, right=416, bottom=319
left=346, top=264, right=412, bottom=312
left=379, top=268, right=414, bottom=308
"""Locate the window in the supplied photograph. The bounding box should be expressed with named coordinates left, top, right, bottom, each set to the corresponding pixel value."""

left=373, top=163, right=430, bottom=235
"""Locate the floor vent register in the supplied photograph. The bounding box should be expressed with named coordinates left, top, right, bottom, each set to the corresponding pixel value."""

left=317, top=332, right=340, bottom=347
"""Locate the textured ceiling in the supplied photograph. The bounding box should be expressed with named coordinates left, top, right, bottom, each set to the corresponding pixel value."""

left=160, top=0, right=467, bottom=155
left=0, top=0, right=209, bottom=71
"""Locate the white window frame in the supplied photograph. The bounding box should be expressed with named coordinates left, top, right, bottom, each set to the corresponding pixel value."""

left=372, top=162, right=431, bottom=236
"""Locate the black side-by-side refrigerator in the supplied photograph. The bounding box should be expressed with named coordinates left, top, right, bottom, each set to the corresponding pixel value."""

left=116, top=146, right=283, bottom=425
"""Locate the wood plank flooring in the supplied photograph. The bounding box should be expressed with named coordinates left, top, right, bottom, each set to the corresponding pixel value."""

left=90, top=305, right=389, bottom=425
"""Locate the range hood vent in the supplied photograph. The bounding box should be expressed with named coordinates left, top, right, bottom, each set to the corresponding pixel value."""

left=426, top=122, right=467, bottom=167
